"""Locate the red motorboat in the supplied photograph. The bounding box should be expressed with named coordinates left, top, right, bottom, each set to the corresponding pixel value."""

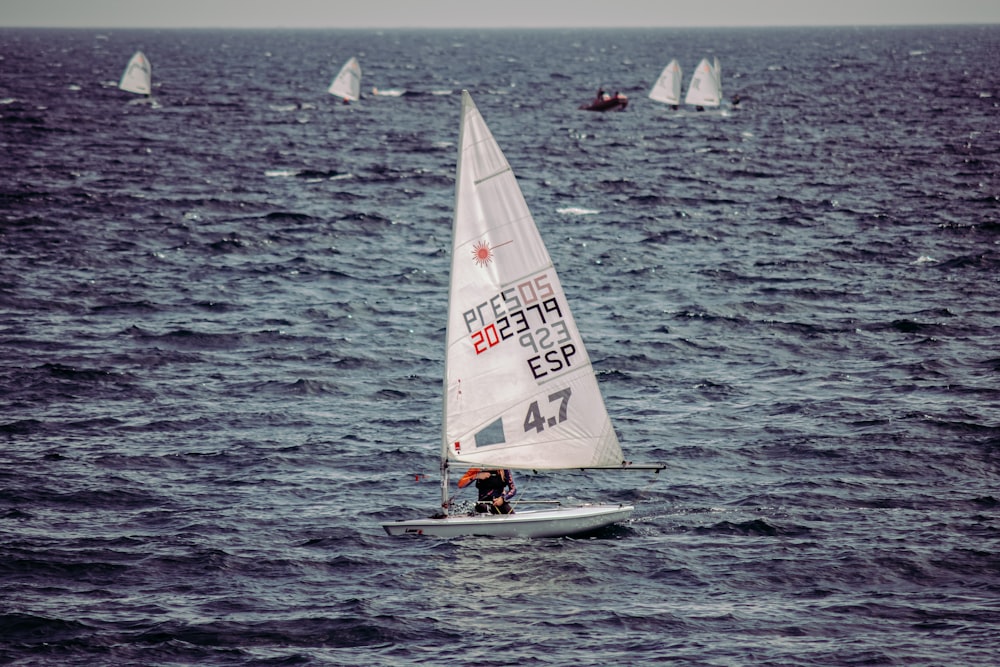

left=579, top=90, right=628, bottom=111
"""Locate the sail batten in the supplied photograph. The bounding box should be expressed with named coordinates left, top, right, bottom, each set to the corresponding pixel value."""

left=473, top=166, right=513, bottom=186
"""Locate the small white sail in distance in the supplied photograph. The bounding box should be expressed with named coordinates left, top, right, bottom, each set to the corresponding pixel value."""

left=119, top=51, right=151, bottom=95
left=684, top=57, right=722, bottom=108
left=648, top=58, right=683, bottom=105
left=444, top=91, right=625, bottom=471
left=328, top=57, right=362, bottom=102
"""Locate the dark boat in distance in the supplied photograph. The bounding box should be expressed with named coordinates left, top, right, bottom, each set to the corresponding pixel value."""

left=579, top=89, right=628, bottom=111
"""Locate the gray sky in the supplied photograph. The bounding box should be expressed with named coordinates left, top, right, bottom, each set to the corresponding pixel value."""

left=3, top=0, right=999, bottom=29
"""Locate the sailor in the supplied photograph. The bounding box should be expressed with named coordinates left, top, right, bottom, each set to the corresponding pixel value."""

left=459, top=468, right=516, bottom=514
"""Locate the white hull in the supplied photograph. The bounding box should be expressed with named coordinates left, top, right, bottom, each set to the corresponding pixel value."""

left=382, top=504, right=633, bottom=538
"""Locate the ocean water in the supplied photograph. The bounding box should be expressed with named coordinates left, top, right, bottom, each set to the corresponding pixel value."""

left=1, top=25, right=999, bottom=666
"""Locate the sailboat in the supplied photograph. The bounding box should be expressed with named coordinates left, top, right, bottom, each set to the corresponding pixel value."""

left=328, top=56, right=361, bottom=103
left=118, top=51, right=152, bottom=96
left=684, top=57, right=722, bottom=109
left=648, top=59, right=683, bottom=107
left=382, top=91, right=662, bottom=539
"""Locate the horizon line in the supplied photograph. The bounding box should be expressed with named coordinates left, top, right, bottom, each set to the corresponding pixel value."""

left=3, top=21, right=998, bottom=30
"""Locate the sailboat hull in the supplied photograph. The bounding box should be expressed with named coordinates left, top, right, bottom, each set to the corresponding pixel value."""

left=382, top=504, right=633, bottom=538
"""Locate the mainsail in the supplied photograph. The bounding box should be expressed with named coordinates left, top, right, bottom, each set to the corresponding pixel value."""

left=328, top=57, right=362, bottom=102
left=443, top=91, right=625, bottom=471
left=684, top=57, right=722, bottom=108
left=648, top=59, right=683, bottom=105
left=119, top=51, right=151, bottom=96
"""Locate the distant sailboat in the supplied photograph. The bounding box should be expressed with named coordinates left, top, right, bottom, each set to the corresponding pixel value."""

left=684, top=57, right=722, bottom=109
left=328, top=57, right=361, bottom=103
left=648, top=59, right=683, bottom=107
left=118, top=51, right=152, bottom=96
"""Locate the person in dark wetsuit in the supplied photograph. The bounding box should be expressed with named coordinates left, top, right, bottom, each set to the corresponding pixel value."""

left=459, top=469, right=516, bottom=514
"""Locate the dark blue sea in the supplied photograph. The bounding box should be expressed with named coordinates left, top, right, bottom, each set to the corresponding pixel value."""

left=2, top=25, right=999, bottom=666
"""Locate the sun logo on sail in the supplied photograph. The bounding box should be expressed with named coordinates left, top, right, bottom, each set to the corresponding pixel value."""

left=472, top=240, right=494, bottom=267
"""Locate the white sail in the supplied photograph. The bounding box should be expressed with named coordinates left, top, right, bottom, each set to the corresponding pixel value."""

left=327, top=57, right=361, bottom=102
left=118, top=51, right=151, bottom=96
left=443, top=91, right=625, bottom=471
left=648, top=59, right=683, bottom=105
left=684, top=57, right=722, bottom=108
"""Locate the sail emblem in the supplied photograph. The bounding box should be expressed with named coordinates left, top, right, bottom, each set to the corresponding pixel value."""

left=471, top=239, right=513, bottom=267
left=472, top=240, right=494, bottom=266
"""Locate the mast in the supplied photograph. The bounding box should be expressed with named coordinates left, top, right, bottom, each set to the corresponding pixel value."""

left=439, top=92, right=474, bottom=517
left=440, top=459, right=450, bottom=516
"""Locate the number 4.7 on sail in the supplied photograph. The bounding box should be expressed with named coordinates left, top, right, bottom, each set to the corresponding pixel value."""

left=523, top=388, right=571, bottom=433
